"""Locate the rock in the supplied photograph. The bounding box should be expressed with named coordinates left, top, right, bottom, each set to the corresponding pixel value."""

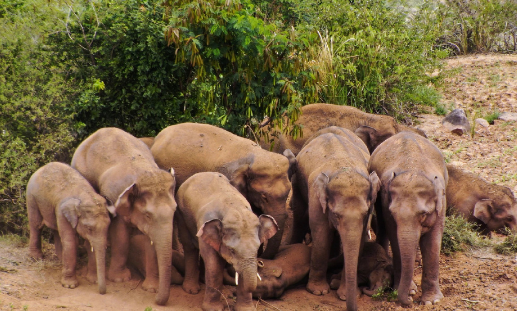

left=475, top=118, right=490, bottom=128
left=442, top=109, right=471, bottom=136
left=498, top=112, right=517, bottom=122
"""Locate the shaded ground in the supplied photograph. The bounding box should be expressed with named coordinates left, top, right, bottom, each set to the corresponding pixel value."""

left=1, top=54, right=517, bottom=311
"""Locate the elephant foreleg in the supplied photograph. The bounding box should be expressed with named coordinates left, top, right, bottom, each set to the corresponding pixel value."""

left=85, top=240, right=97, bottom=283
left=108, top=216, right=131, bottom=282
left=200, top=242, right=226, bottom=311
left=58, top=222, right=78, bottom=289
left=419, top=222, right=444, bottom=305
left=178, top=214, right=201, bottom=294
left=142, top=236, right=160, bottom=293
left=307, top=208, right=333, bottom=296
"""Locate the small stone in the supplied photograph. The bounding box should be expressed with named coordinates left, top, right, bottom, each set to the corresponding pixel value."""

left=475, top=118, right=490, bottom=128
left=498, top=112, right=517, bottom=122
left=442, top=109, right=471, bottom=136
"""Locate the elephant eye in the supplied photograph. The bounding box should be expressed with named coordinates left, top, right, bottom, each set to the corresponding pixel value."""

left=229, top=248, right=236, bottom=255
left=507, top=216, right=514, bottom=222
left=261, top=193, right=269, bottom=203
left=145, top=212, right=152, bottom=219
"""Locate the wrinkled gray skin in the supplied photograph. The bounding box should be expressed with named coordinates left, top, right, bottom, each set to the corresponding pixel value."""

left=71, top=127, right=177, bottom=306
left=176, top=172, right=278, bottom=311
left=369, top=132, right=448, bottom=306
left=446, top=164, right=517, bottom=233
left=329, top=241, right=393, bottom=296
left=260, top=103, right=426, bottom=155
left=27, top=162, right=111, bottom=294
left=290, top=127, right=380, bottom=311
left=152, top=122, right=294, bottom=259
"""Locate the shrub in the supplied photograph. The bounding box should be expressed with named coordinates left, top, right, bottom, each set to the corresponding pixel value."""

left=484, top=110, right=501, bottom=124
left=494, top=229, right=517, bottom=255
left=441, top=214, right=490, bottom=255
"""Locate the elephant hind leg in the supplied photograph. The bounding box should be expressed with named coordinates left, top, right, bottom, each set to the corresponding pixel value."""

left=27, top=198, right=43, bottom=260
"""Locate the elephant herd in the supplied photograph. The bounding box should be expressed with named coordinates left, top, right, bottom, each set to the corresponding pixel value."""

left=26, top=103, right=517, bottom=311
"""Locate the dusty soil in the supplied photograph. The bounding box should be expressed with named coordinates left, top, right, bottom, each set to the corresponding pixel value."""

left=1, top=54, right=517, bottom=311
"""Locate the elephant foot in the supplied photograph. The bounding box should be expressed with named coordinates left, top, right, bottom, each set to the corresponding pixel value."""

left=336, top=285, right=359, bottom=301
left=142, top=277, right=159, bottom=293
left=86, top=270, right=97, bottom=284
left=234, top=302, right=256, bottom=311
left=182, top=280, right=201, bottom=294
left=329, top=273, right=341, bottom=290
left=201, top=302, right=224, bottom=311
left=410, top=280, right=417, bottom=296
left=421, top=289, right=443, bottom=305
left=29, top=249, right=43, bottom=261
left=306, top=280, right=330, bottom=296
left=61, top=276, right=79, bottom=289
left=108, top=267, right=131, bottom=282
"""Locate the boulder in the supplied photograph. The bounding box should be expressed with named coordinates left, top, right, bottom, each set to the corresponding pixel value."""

left=442, top=108, right=471, bottom=136
left=498, top=112, right=517, bottom=122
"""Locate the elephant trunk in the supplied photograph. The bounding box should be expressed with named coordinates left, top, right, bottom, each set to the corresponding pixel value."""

left=240, top=258, right=259, bottom=294
left=397, top=228, right=420, bottom=307
left=261, top=212, right=286, bottom=259
left=93, top=241, right=107, bottom=294
left=340, top=228, right=362, bottom=311
left=153, top=231, right=173, bottom=306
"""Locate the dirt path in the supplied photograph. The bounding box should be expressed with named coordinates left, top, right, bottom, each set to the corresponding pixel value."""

left=1, top=54, right=517, bottom=311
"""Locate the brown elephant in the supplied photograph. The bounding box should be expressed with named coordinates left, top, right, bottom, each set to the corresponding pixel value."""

left=290, top=127, right=380, bottom=311
left=176, top=172, right=278, bottom=311
left=329, top=241, right=393, bottom=297
left=127, top=234, right=185, bottom=285
left=446, top=164, right=517, bottom=233
left=139, top=137, right=154, bottom=149
left=369, top=132, right=447, bottom=306
left=260, top=103, right=426, bottom=154
left=151, top=122, right=294, bottom=259
left=26, top=162, right=112, bottom=294
left=71, top=127, right=176, bottom=306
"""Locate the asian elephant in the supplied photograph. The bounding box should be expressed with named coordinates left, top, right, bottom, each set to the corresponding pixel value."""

left=26, top=162, right=112, bottom=294
left=260, top=103, right=426, bottom=155
left=139, top=137, right=155, bottom=149
left=329, top=241, right=394, bottom=297
left=290, top=127, right=380, bottom=311
left=71, top=127, right=177, bottom=306
left=176, top=172, right=278, bottom=311
left=369, top=132, right=448, bottom=306
left=151, top=122, right=294, bottom=259
left=446, top=164, right=517, bottom=233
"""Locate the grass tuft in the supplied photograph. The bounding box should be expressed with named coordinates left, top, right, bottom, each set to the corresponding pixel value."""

left=441, top=215, right=491, bottom=256
left=483, top=111, right=501, bottom=124
left=494, top=229, right=517, bottom=255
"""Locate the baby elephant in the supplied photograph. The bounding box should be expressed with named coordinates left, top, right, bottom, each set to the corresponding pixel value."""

left=446, top=164, right=517, bottom=233
left=27, top=162, right=112, bottom=294
left=330, top=242, right=393, bottom=296
left=176, top=172, right=278, bottom=311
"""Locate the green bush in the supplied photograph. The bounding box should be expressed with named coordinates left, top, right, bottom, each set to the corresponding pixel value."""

left=494, top=229, right=517, bottom=255
left=484, top=110, right=501, bottom=124
left=441, top=215, right=490, bottom=255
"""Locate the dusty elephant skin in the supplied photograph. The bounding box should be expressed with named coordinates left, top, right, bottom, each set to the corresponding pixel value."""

left=369, top=132, right=448, bottom=306
left=71, top=127, right=177, bottom=306
left=26, top=162, right=112, bottom=294
left=176, top=172, right=278, bottom=311
left=446, top=164, right=517, bottom=233
left=290, top=127, right=380, bottom=311
left=329, top=241, right=393, bottom=296
left=260, top=103, right=426, bottom=154
left=139, top=137, right=155, bottom=149
left=151, top=122, right=294, bottom=259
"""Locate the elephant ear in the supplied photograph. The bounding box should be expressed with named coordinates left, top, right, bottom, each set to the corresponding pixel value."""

left=223, top=154, right=254, bottom=195
left=473, top=199, right=493, bottom=224
left=258, top=215, right=279, bottom=244
left=115, top=183, right=136, bottom=217
left=354, top=126, right=377, bottom=151
left=368, top=171, right=381, bottom=204
left=197, top=219, right=223, bottom=252
left=313, top=172, right=330, bottom=214
left=60, top=198, right=81, bottom=229
left=282, top=149, right=297, bottom=181
left=433, top=176, right=446, bottom=214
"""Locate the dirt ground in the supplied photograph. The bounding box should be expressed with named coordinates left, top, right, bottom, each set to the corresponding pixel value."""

left=1, top=54, right=517, bottom=311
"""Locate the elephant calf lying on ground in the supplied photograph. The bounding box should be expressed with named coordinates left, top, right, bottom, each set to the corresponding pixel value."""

left=446, top=164, right=517, bottom=233
left=27, top=162, right=112, bottom=294
left=260, top=103, right=426, bottom=154
left=329, top=241, right=393, bottom=296
left=176, top=172, right=278, bottom=311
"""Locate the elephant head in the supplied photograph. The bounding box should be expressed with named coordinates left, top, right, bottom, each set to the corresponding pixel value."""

left=472, top=189, right=517, bottom=233
left=110, top=168, right=177, bottom=305
left=60, top=196, right=112, bottom=294
left=314, top=170, right=380, bottom=311
left=252, top=261, right=286, bottom=299
left=385, top=171, right=445, bottom=306
left=355, top=123, right=427, bottom=153
left=197, top=214, right=278, bottom=294
left=361, top=263, right=394, bottom=296
left=222, top=152, right=294, bottom=259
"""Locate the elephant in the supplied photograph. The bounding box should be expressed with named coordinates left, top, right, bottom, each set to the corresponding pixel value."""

left=290, top=127, right=380, bottom=311
left=446, top=164, right=517, bottom=233
left=26, top=162, right=112, bottom=294
left=260, top=103, right=426, bottom=155
left=176, top=172, right=278, bottom=311
left=369, top=132, right=448, bottom=306
left=329, top=241, right=393, bottom=297
left=139, top=137, right=154, bottom=149
left=151, top=122, right=294, bottom=259
left=71, top=127, right=177, bottom=306
left=127, top=234, right=185, bottom=285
